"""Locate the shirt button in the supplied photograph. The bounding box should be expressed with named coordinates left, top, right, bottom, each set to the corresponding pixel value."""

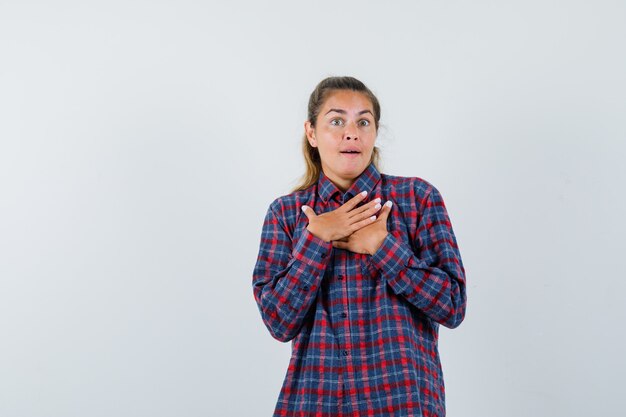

left=320, top=252, right=326, bottom=258
left=343, top=350, right=349, bottom=356
left=341, top=312, right=347, bottom=318
left=302, top=285, right=309, bottom=291
left=338, top=274, right=344, bottom=280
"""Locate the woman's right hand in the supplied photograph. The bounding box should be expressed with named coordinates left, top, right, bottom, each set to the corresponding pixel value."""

left=300, top=191, right=383, bottom=243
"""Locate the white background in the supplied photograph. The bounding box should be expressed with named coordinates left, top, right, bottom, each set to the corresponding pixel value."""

left=1, top=1, right=624, bottom=416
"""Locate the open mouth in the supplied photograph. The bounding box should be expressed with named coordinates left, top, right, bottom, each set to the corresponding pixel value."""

left=340, top=151, right=360, bottom=157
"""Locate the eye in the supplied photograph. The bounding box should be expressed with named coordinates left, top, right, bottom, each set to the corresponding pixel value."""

left=330, top=118, right=344, bottom=126
left=359, top=119, right=371, bottom=127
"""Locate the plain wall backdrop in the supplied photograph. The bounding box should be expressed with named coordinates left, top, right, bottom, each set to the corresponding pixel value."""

left=1, top=1, right=625, bottom=416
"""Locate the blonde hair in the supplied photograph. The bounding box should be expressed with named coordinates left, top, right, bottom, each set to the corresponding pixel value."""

left=290, top=76, right=382, bottom=193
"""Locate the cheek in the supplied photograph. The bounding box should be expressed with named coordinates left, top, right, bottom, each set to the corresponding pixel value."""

left=317, top=136, right=340, bottom=150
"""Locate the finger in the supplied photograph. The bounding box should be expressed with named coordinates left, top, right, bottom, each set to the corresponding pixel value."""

left=332, top=240, right=346, bottom=249
left=351, top=214, right=377, bottom=231
left=348, top=197, right=382, bottom=218
left=301, top=205, right=316, bottom=218
left=378, top=201, right=393, bottom=222
left=375, top=202, right=391, bottom=224
left=339, top=190, right=368, bottom=212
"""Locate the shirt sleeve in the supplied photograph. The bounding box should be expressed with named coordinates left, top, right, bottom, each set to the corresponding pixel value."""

left=252, top=200, right=333, bottom=342
left=370, top=185, right=467, bottom=329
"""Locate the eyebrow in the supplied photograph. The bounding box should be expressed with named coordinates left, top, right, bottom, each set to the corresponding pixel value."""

left=324, top=108, right=374, bottom=117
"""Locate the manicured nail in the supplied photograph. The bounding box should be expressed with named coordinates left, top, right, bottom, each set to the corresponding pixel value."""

left=374, top=203, right=381, bottom=209
left=370, top=215, right=376, bottom=221
left=301, top=206, right=307, bottom=212
left=385, top=201, right=393, bottom=207
left=374, top=197, right=381, bottom=204
left=361, top=191, right=367, bottom=197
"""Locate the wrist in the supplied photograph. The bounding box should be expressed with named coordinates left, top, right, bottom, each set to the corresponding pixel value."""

left=306, top=224, right=330, bottom=243
left=369, top=231, right=389, bottom=255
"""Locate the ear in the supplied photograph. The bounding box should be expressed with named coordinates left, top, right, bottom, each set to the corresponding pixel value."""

left=304, top=120, right=317, bottom=147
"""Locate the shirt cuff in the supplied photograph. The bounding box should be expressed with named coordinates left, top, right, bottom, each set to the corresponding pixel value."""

left=370, top=232, right=428, bottom=292
left=291, top=227, right=333, bottom=270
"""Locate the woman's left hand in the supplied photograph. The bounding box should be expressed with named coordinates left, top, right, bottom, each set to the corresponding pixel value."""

left=332, top=201, right=393, bottom=255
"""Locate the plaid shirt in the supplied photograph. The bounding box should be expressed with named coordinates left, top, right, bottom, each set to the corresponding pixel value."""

left=252, top=162, right=467, bottom=417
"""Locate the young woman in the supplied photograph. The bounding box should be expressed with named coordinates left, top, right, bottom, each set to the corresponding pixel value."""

left=252, top=76, right=467, bottom=417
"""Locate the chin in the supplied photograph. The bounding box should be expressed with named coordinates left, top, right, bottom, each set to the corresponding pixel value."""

left=324, top=158, right=366, bottom=178
left=340, top=162, right=366, bottom=175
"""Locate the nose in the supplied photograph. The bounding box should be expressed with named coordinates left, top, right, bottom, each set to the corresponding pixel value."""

left=344, top=120, right=359, bottom=140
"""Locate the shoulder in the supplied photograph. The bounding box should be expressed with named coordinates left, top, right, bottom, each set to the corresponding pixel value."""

left=265, top=185, right=315, bottom=227
left=268, top=185, right=313, bottom=212
left=380, top=172, right=441, bottom=207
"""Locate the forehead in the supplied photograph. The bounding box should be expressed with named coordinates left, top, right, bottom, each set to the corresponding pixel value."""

left=321, top=90, right=373, bottom=113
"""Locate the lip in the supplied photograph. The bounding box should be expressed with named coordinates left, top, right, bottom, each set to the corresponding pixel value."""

left=340, top=152, right=361, bottom=158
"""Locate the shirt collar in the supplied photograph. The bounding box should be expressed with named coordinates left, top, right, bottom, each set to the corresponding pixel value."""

left=317, top=161, right=382, bottom=204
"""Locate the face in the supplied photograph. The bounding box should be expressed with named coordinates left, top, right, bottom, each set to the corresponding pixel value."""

left=304, top=90, right=377, bottom=191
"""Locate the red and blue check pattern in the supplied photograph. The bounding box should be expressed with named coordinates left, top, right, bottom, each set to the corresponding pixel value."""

left=252, top=162, right=467, bottom=416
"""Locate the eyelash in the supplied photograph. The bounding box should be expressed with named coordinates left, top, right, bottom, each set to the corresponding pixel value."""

left=330, top=118, right=370, bottom=127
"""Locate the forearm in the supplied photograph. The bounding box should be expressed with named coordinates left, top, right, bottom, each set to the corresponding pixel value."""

left=253, top=227, right=332, bottom=342
left=370, top=231, right=467, bottom=329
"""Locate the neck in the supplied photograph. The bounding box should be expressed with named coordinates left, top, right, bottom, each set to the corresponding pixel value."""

left=323, top=170, right=355, bottom=193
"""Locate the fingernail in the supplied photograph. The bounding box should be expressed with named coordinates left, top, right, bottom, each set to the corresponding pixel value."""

left=361, top=191, right=367, bottom=197
left=301, top=206, right=307, bottom=212
left=385, top=201, right=393, bottom=207
left=374, top=203, right=381, bottom=209
left=374, top=197, right=381, bottom=204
